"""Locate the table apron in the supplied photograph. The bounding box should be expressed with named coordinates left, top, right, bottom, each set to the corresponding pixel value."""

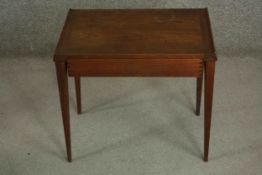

left=68, top=58, right=203, bottom=77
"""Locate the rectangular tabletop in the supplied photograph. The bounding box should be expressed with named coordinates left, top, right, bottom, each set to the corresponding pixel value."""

left=54, top=9, right=216, bottom=61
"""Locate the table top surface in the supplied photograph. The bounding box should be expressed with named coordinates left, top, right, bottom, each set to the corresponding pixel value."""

left=54, top=9, right=216, bottom=61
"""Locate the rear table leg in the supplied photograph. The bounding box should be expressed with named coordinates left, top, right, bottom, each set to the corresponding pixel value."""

left=196, top=70, right=203, bottom=116
left=75, top=76, right=81, bottom=114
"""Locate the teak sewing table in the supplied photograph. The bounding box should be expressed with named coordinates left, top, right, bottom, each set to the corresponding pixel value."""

left=54, top=9, right=217, bottom=162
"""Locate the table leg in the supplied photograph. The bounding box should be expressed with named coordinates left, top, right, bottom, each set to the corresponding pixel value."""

left=196, top=70, right=203, bottom=116
left=55, top=61, right=72, bottom=162
left=204, top=60, right=215, bottom=162
left=74, top=76, right=81, bottom=114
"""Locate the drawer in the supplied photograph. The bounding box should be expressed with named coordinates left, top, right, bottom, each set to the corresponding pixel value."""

left=68, top=58, right=203, bottom=77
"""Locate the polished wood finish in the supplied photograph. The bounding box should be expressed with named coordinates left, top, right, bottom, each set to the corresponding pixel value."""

left=68, top=59, right=203, bottom=77
left=204, top=60, right=215, bottom=162
left=54, top=9, right=215, bottom=60
left=54, top=9, right=217, bottom=162
left=55, top=62, right=72, bottom=162
left=74, top=76, right=81, bottom=114
left=196, top=70, right=203, bottom=115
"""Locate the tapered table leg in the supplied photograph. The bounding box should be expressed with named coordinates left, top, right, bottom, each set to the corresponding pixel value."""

left=204, top=60, right=215, bottom=162
left=196, top=70, right=203, bottom=116
left=74, top=76, right=81, bottom=114
left=55, top=61, right=72, bottom=162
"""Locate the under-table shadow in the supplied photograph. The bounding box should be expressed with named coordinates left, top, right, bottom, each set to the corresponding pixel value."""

left=70, top=87, right=195, bottom=115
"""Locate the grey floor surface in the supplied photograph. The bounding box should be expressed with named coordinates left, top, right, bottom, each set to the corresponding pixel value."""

left=0, top=55, right=262, bottom=175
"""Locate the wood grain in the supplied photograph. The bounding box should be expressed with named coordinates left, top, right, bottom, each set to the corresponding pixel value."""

left=54, top=9, right=215, bottom=61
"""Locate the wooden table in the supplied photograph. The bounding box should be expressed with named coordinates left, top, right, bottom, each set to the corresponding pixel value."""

left=54, top=9, right=217, bottom=162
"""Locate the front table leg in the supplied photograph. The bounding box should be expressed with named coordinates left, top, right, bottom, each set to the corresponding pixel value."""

left=55, top=61, right=72, bottom=162
left=204, top=60, right=215, bottom=162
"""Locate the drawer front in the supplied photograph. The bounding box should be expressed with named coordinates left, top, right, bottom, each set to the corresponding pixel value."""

left=68, top=58, right=203, bottom=77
